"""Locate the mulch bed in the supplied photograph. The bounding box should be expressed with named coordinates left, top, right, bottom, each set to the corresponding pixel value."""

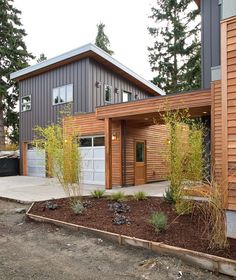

left=29, top=196, right=236, bottom=260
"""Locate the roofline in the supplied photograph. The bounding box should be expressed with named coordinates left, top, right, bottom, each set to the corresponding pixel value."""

left=10, top=43, right=165, bottom=96
left=194, top=0, right=200, bottom=8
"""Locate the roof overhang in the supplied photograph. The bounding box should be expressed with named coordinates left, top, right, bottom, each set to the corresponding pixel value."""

left=96, top=88, right=211, bottom=123
left=10, top=43, right=165, bottom=96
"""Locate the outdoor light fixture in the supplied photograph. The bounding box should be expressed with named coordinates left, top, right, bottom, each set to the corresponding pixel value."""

left=115, top=88, right=120, bottom=94
left=144, top=117, right=149, bottom=121
left=203, top=111, right=207, bottom=114
left=96, top=81, right=102, bottom=88
left=112, top=132, right=120, bottom=141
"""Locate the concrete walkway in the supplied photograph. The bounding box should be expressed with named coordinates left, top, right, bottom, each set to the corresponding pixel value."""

left=0, top=176, right=169, bottom=203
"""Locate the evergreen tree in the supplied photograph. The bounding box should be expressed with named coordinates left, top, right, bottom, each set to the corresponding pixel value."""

left=148, top=0, right=201, bottom=94
left=95, top=23, right=114, bottom=55
left=0, top=0, right=34, bottom=146
left=37, top=53, right=47, bottom=63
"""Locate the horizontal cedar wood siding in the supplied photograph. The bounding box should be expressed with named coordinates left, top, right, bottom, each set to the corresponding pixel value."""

left=225, top=18, right=236, bottom=210
left=211, top=81, right=222, bottom=182
left=125, top=122, right=168, bottom=185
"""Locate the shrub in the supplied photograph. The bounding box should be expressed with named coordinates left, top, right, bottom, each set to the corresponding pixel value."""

left=133, top=191, right=147, bottom=201
left=109, top=191, right=126, bottom=202
left=163, top=187, right=175, bottom=204
left=149, top=212, right=167, bottom=232
left=72, top=201, right=84, bottom=215
left=90, top=189, right=105, bottom=198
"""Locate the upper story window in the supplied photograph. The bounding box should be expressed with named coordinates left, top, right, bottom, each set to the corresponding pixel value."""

left=122, top=91, right=132, bottom=102
left=104, top=85, right=112, bottom=103
left=21, top=95, right=31, bottom=112
left=53, top=84, right=73, bottom=105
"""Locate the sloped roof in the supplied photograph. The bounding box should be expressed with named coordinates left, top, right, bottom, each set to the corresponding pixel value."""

left=10, top=43, right=165, bottom=96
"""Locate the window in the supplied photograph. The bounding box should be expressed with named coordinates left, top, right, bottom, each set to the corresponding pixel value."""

left=122, top=91, right=132, bottom=102
left=79, top=137, right=92, bottom=147
left=21, top=95, right=31, bottom=112
left=136, top=142, right=145, bottom=162
left=94, top=136, right=105, bottom=146
left=53, top=84, right=73, bottom=105
left=104, top=85, right=112, bottom=103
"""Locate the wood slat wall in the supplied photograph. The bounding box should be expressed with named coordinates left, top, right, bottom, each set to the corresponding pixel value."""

left=211, top=81, right=222, bottom=182
left=226, top=18, right=236, bottom=210
left=125, top=122, right=168, bottom=185
left=221, top=17, right=236, bottom=210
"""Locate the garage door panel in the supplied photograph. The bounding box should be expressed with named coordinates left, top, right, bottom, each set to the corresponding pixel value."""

left=80, top=148, right=93, bottom=159
left=94, top=148, right=105, bottom=159
left=80, top=136, right=105, bottom=185
left=27, top=147, right=46, bottom=177
left=94, top=160, right=105, bottom=170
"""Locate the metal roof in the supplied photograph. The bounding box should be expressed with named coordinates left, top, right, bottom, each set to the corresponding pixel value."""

left=10, top=43, right=165, bottom=96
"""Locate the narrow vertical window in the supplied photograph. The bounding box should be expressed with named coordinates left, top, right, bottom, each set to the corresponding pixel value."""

left=21, top=95, right=31, bottom=112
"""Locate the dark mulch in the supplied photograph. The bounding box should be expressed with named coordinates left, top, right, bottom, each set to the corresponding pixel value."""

left=30, top=196, right=236, bottom=260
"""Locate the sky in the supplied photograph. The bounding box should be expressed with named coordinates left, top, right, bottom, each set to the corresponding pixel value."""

left=14, top=0, right=158, bottom=81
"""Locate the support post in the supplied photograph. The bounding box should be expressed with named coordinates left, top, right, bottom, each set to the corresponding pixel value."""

left=105, top=118, right=112, bottom=189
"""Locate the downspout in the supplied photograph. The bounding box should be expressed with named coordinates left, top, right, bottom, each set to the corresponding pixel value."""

left=121, top=120, right=127, bottom=187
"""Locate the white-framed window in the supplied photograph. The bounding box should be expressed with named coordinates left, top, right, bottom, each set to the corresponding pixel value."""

left=52, top=84, right=73, bottom=105
left=122, top=91, right=132, bottom=102
left=21, top=95, right=31, bottom=112
left=104, top=84, right=112, bottom=103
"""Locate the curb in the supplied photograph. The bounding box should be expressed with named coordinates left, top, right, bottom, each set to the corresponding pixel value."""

left=26, top=203, right=236, bottom=277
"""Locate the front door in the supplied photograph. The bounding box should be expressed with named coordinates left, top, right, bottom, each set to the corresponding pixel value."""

left=134, top=141, right=146, bottom=185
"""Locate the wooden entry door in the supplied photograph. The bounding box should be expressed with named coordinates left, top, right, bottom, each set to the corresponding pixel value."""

left=134, top=141, right=146, bottom=185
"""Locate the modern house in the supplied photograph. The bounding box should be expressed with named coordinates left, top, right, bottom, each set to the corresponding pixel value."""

left=10, top=0, right=236, bottom=238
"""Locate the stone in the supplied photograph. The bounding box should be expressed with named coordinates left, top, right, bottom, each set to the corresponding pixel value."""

left=15, top=208, right=26, bottom=214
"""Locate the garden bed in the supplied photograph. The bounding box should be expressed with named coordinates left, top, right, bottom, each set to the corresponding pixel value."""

left=29, top=196, right=236, bottom=261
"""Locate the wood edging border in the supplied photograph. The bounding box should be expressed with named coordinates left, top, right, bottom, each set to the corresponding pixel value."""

left=26, top=203, right=236, bottom=277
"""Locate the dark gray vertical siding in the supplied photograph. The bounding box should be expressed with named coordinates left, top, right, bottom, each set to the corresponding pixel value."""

left=201, top=0, right=221, bottom=89
left=19, top=58, right=90, bottom=142
left=88, top=58, right=152, bottom=112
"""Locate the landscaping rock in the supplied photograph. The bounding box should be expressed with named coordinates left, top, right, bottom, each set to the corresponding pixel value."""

left=15, top=208, right=26, bottom=214
left=108, top=202, right=130, bottom=214
left=113, top=213, right=130, bottom=225
left=45, top=201, right=58, bottom=210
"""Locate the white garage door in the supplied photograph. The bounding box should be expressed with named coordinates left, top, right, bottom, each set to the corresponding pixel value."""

left=27, top=144, right=46, bottom=177
left=79, top=136, right=105, bottom=185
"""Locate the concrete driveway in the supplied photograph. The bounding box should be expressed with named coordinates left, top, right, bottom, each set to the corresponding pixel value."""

left=0, top=176, right=168, bottom=203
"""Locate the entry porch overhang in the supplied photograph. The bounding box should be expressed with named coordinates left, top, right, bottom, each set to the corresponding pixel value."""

left=96, top=89, right=212, bottom=190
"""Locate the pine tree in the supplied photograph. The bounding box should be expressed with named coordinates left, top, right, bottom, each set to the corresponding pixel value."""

left=95, top=23, right=114, bottom=55
left=37, top=53, right=47, bottom=63
left=0, top=0, right=34, bottom=146
left=148, top=0, right=201, bottom=94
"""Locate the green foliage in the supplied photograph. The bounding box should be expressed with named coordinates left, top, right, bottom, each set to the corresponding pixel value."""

left=148, top=0, right=201, bottom=94
left=133, top=191, right=147, bottom=201
left=33, top=122, right=82, bottom=207
left=175, top=199, right=193, bottom=215
left=95, top=22, right=114, bottom=55
left=160, top=108, right=205, bottom=213
left=109, top=191, right=126, bottom=202
left=149, top=212, right=167, bottom=232
left=163, top=188, right=175, bottom=204
left=0, top=0, right=34, bottom=145
left=72, top=200, right=85, bottom=215
left=90, top=189, right=106, bottom=198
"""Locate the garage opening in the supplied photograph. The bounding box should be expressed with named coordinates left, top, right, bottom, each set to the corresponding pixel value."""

left=27, top=144, right=46, bottom=177
left=79, top=136, right=105, bottom=185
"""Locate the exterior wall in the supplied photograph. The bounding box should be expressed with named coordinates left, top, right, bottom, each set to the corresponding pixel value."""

left=19, top=58, right=90, bottom=143
left=63, top=113, right=122, bottom=186
left=211, top=80, right=222, bottom=181
left=63, top=114, right=169, bottom=187
left=88, top=58, right=151, bottom=111
left=124, top=122, right=168, bottom=186
left=201, top=0, right=221, bottom=89
left=221, top=17, right=236, bottom=210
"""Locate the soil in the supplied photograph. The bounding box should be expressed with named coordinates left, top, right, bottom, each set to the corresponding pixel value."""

left=30, top=196, right=236, bottom=260
left=1, top=199, right=233, bottom=280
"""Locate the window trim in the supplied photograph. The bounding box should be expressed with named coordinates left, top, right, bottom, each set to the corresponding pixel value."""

left=122, top=90, right=132, bottom=102
left=52, top=83, right=73, bottom=106
left=21, top=95, right=31, bottom=112
left=104, top=84, right=112, bottom=103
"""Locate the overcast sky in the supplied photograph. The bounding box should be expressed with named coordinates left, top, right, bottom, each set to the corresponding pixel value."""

left=14, top=0, right=161, bottom=80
